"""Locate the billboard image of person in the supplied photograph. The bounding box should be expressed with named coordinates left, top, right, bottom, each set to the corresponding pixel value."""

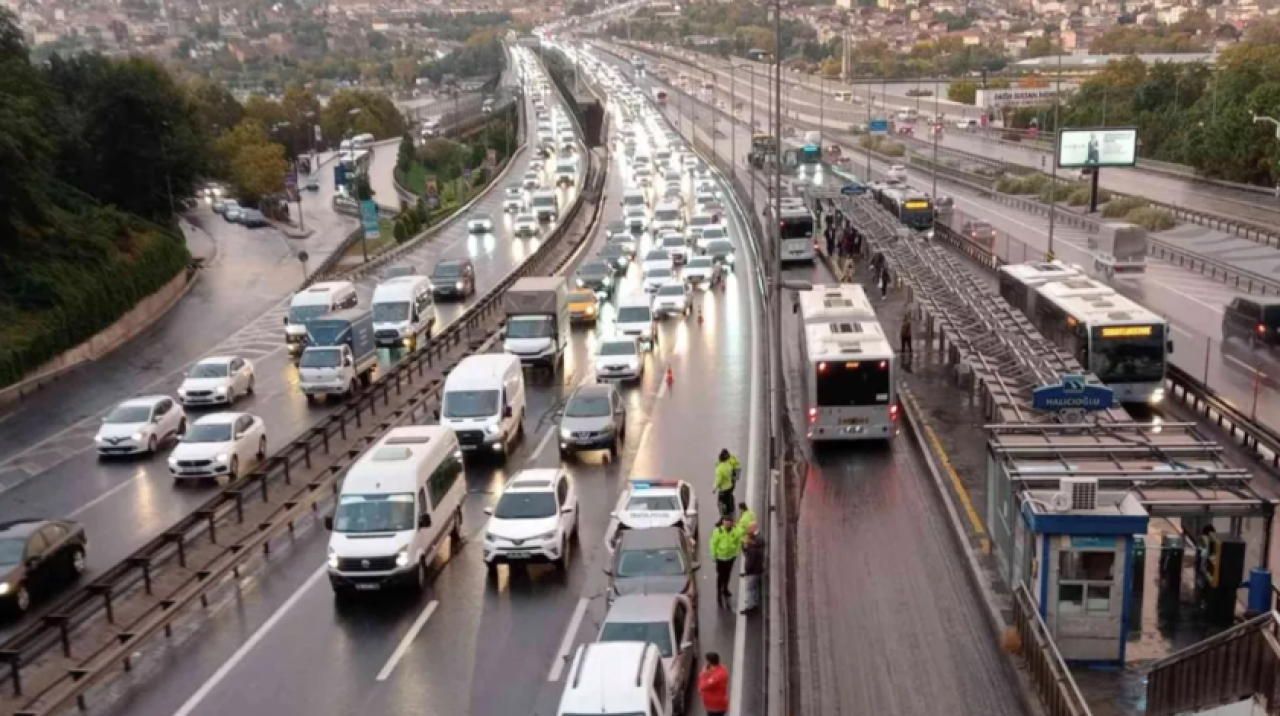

left=1086, top=134, right=1100, bottom=166
left=1058, top=128, right=1137, bottom=168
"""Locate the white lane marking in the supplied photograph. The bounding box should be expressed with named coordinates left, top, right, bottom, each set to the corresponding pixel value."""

left=68, top=473, right=147, bottom=518
left=376, top=599, right=440, bottom=681
left=173, top=564, right=327, bottom=716
left=533, top=417, right=560, bottom=459
left=1144, top=277, right=1226, bottom=314
left=1224, top=353, right=1264, bottom=375
left=547, top=597, right=591, bottom=682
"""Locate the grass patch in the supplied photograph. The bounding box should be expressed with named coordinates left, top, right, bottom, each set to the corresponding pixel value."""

left=1123, top=207, right=1176, bottom=231
left=1101, top=196, right=1149, bottom=218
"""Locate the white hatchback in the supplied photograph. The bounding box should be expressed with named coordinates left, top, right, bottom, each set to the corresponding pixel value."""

left=95, top=395, right=186, bottom=456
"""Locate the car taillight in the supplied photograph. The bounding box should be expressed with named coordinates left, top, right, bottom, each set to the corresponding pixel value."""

left=807, top=407, right=817, bottom=424
left=1258, top=324, right=1267, bottom=335
left=890, top=404, right=899, bottom=420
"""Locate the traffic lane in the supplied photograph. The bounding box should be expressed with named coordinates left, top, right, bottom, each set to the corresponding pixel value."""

left=792, top=444, right=1026, bottom=716
left=0, top=108, right=554, bottom=628
left=0, top=206, right=308, bottom=470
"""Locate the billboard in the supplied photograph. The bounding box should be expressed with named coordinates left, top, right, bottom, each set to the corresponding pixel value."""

left=1057, top=128, right=1138, bottom=169
left=360, top=200, right=380, bottom=240
left=975, top=86, right=1075, bottom=109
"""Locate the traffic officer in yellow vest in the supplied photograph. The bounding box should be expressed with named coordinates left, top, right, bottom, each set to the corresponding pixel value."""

left=714, top=449, right=740, bottom=518
left=711, top=516, right=745, bottom=606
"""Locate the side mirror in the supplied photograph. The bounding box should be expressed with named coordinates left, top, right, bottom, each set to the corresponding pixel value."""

left=323, top=515, right=334, bottom=531
left=691, top=562, right=701, bottom=572
left=344, top=357, right=353, bottom=368
left=562, top=506, right=575, bottom=513
left=687, top=508, right=697, bottom=517
left=283, top=316, right=289, bottom=325
left=484, top=507, right=493, bottom=516
left=602, top=566, right=613, bottom=576
left=153, top=415, right=163, bottom=424
left=503, top=405, right=514, bottom=419
left=609, top=510, right=618, bottom=518
left=1168, top=340, right=1175, bottom=354
left=417, top=513, right=432, bottom=529
left=25, top=556, right=41, bottom=569
left=680, top=640, right=695, bottom=652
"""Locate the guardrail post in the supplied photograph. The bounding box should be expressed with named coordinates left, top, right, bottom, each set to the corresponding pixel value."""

left=282, top=457, right=291, bottom=484
left=2, top=650, right=22, bottom=696
left=206, top=512, right=218, bottom=545
left=234, top=492, right=245, bottom=523
left=259, top=473, right=270, bottom=502
left=354, top=403, right=363, bottom=429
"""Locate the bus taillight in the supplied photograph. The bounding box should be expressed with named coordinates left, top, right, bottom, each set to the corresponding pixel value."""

left=890, top=404, right=899, bottom=420
left=808, top=407, right=818, bottom=424
left=879, top=360, right=887, bottom=369
left=817, top=362, right=827, bottom=373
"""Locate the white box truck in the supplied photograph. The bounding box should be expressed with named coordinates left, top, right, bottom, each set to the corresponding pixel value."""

left=1089, top=222, right=1147, bottom=277
left=503, top=277, right=570, bottom=366
left=298, top=308, right=378, bottom=402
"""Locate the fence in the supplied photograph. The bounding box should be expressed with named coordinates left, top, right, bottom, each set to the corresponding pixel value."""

left=1146, top=611, right=1280, bottom=716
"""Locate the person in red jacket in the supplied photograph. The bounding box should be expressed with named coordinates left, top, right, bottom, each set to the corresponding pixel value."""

left=698, top=652, right=730, bottom=716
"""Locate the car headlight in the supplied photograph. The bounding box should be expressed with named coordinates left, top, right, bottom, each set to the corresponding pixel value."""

left=177, top=387, right=187, bottom=397
left=485, top=424, right=501, bottom=435
left=725, top=254, right=736, bottom=263
left=455, top=281, right=465, bottom=290
left=1150, top=388, right=1165, bottom=404
left=168, top=456, right=178, bottom=467
left=131, top=432, right=145, bottom=442
left=586, top=306, right=596, bottom=315
left=603, top=275, right=613, bottom=286
left=560, top=428, right=573, bottom=439
left=532, top=530, right=558, bottom=542
left=395, top=549, right=410, bottom=568
left=0, top=583, right=9, bottom=596
left=577, top=278, right=585, bottom=287
left=215, top=453, right=229, bottom=462
left=215, top=386, right=229, bottom=394
left=327, top=550, right=339, bottom=569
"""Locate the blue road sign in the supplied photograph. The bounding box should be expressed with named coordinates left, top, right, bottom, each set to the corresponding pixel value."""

left=841, top=183, right=867, bottom=196
left=360, top=200, right=381, bottom=240
left=869, top=119, right=889, bottom=135
left=1032, top=374, right=1114, bottom=412
left=285, top=171, right=297, bottom=189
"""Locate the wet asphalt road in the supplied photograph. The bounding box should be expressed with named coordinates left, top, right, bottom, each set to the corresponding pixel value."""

left=0, top=86, right=571, bottom=641
left=51, top=67, right=759, bottom=716
left=628, top=42, right=1280, bottom=433
left=601, top=48, right=1030, bottom=714
left=650, top=45, right=1280, bottom=224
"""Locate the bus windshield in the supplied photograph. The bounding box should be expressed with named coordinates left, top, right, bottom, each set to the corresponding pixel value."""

left=800, top=146, right=821, bottom=164
left=780, top=216, right=814, bottom=241
left=1089, top=325, right=1166, bottom=384
left=816, top=361, right=891, bottom=406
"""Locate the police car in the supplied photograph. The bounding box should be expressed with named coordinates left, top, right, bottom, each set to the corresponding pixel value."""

left=605, top=479, right=699, bottom=551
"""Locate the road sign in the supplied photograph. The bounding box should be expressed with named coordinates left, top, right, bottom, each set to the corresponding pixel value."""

left=463, top=166, right=472, bottom=179
left=314, top=125, right=322, bottom=143
left=285, top=171, right=297, bottom=189
left=360, top=200, right=381, bottom=240
left=869, top=119, right=889, bottom=135
left=840, top=183, right=867, bottom=196
left=1032, top=374, right=1115, bottom=414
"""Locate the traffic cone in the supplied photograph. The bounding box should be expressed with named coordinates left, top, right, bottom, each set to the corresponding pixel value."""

left=697, top=307, right=704, bottom=325
left=665, top=366, right=674, bottom=388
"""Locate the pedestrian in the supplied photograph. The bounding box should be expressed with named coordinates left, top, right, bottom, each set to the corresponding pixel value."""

left=714, top=448, right=740, bottom=518
left=737, top=502, right=757, bottom=533
left=740, top=527, right=766, bottom=614
left=880, top=265, right=891, bottom=299
left=825, top=223, right=836, bottom=256
left=711, top=516, right=744, bottom=604
left=900, top=311, right=913, bottom=356
left=698, top=652, right=730, bottom=716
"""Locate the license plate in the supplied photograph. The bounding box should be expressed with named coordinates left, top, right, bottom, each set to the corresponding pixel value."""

left=505, top=551, right=532, bottom=559
left=839, top=417, right=868, bottom=425
left=355, top=583, right=381, bottom=591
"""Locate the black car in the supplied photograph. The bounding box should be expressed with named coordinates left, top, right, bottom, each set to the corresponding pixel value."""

left=605, top=526, right=698, bottom=605
left=1223, top=298, right=1280, bottom=348
left=430, top=258, right=476, bottom=299
left=575, top=260, right=615, bottom=298
left=597, top=243, right=631, bottom=275
left=0, top=519, right=89, bottom=615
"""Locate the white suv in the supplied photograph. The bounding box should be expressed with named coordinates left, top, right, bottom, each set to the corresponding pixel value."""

left=483, top=469, right=579, bottom=570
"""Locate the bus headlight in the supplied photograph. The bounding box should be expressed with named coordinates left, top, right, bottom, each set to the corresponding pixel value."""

left=1149, top=388, right=1165, bottom=405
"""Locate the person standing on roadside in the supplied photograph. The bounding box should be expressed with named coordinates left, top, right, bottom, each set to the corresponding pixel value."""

left=740, top=526, right=766, bottom=614
left=711, top=516, right=744, bottom=605
left=698, top=652, right=730, bottom=716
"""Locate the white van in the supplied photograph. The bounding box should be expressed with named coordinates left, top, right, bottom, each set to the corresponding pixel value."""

left=372, top=276, right=435, bottom=350
left=285, top=281, right=358, bottom=353
left=558, top=642, right=673, bottom=716
left=324, top=426, right=465, bottom=595
left=352, top=133, right=375, bottom=150
left=616, top=295, right=657, bottom=350
left=440, top=353, right=526, bottom=460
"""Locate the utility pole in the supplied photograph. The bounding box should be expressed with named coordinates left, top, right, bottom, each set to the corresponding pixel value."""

left=932, top=75, right=940, bottom=200
left=731, top=60, right=737, bottom=170
left=1047, top=50, right=1062, bottom=261
left=771, top=0, right=783, bottom=473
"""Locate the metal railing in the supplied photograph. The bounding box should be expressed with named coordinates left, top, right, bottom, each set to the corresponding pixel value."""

left=1012, top=583, right=1094, bottom=716
left=0, top=62, right=599, bottom=716
left=1146, top=611, right=1280, bottom=716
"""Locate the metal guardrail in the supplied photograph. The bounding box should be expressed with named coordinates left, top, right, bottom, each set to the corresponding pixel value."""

left=1146, top=610, right=1280, bottom=716
left=1166, top=364, right=1280, bottom=469
left=1012, top=583, right=1093, bottom=716
left=0, top=64, right=596, bottom=716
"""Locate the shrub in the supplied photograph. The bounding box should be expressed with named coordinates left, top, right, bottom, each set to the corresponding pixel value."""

left=1125, top=207, right=1176, bottom=231
left=880, top=142, right=906, bottom=157
left=393, top=219, right=409, bottom=244
left=1101, top=196, right=1148, bottom=218
left=1067, top=186, right=1092, bottom=206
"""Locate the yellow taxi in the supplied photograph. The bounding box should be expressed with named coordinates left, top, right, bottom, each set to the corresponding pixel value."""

left=568, top=289, right=599, bottom=326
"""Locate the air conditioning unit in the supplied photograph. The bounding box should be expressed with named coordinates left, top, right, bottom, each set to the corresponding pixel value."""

left=1055, top=477, right=1099, bottom=512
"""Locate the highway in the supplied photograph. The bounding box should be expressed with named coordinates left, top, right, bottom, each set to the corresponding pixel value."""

left=621, top=42, right=1280, bottom=435
left=90, top=59, right=760, bottom=716
left=644, top=44, right=1280, bottom=225
left=0, top=79, right=566, bottom=643
left=601, top=43, right=1029, bottom=716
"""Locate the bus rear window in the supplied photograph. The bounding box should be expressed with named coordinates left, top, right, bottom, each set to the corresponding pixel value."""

left=780, top=218, right=814, bottom=241
left=816, top=362, right=891, bottom=406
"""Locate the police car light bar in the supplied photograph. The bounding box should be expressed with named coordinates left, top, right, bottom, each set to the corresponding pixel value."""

left=631, top=479, right=679, bottom=489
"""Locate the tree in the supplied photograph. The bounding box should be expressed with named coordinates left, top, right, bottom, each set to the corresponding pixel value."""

left=229, top=141, right=288, bottom=204
left=392, top=58, right=419, bottom=88
left=187, top=79, right=244, bottom=140
left=321, top=89, right=407, bottom=144
left=568, top=0, right=597, bottom=16
left=948, top=80, right=977, bottom=104
left=397, top=133, right=415, bottom=173
left=1024, top=36, right=1061, bottom=58
left=820, top=58, right=841, bottom=78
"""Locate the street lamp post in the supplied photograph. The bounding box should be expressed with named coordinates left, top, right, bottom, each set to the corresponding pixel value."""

left=1047, top=51, right=1062, bottom=260
left=932, top=75, right=940, bottom=200
left=771, top=0, right=783, bottom=474
left=730, top=60, right=736, bottom=170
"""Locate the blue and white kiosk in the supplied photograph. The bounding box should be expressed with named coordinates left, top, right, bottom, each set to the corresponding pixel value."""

left=1001, top=376, right=1151, bottom=664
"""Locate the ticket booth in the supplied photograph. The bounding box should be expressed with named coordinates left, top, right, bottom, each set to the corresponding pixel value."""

left=1021, top=489, right=1150, bottom=665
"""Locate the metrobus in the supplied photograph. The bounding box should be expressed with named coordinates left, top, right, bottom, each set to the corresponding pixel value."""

left=998, top=262, right=1171, bottom=405
left=799, top=313, right=898, bottom=442
left=772, top=203, right=816, bottom=262
left=875, top=184, right=933, bottom=231
left=798, top=283, right=877, bottom=326
left=339, top=149, right=372, bottom=175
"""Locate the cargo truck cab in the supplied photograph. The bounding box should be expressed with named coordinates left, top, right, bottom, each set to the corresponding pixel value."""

left=503, top=277, right=571, bottom=367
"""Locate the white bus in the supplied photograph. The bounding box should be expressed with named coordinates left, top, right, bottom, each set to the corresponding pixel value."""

left=798, top=284, right=877, bottom=326
left=800, top=315, right=898, bottom=442
left=998, top=262, right=1171, bottom=405
left=772, top=203, right=816, bottom=262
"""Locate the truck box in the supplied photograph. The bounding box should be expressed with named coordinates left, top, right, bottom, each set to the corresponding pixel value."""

left=1089, top=222, right=1147, bottom=277
left=299, top=308, right=378, bottom=401
left=503, top=277, right=570, bottom=365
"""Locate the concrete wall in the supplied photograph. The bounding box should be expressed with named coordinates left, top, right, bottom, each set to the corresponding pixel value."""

left=0, top=268, right=195, bottom=405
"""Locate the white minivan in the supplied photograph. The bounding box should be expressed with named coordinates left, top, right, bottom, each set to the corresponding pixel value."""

left=372, top=275, right=435, bottom=350
left=440, top=353, right=526, bottom=460
left=324, top=426, right=465, bottom=595
left=285, top=281, right=358, bottom=353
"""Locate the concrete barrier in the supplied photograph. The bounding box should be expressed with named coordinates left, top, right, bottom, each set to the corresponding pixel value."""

left=0, top=267, right=198, bottom=406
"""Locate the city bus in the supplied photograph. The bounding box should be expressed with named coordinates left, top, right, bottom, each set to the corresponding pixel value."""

left=799, top=316, right=898, bottom=442
left=798, top=284, right=877, bottom=326
left=772, top=203, right=816, bottom=262
left=998, top=262, right=1171, bottom=405
left=339, top=149, right=372, bottom=176
left=875, top=185, right=933, bottom=231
